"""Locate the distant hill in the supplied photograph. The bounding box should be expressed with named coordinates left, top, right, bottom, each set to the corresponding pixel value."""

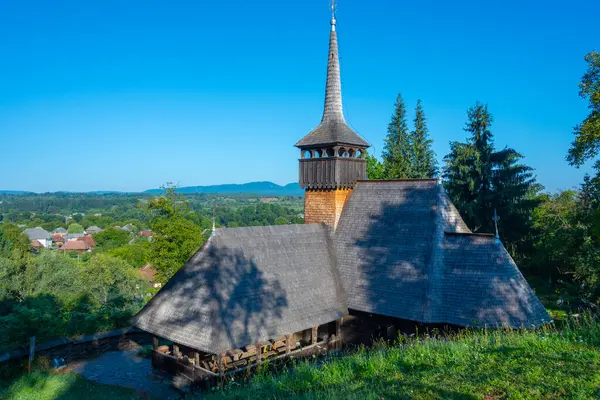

left=145, top=182, right=303, bottom=196
left=0, top=190, right=33, bottom=195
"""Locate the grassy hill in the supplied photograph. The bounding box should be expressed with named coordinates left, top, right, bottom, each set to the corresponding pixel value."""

left=200, top=317, right=600, bottom=399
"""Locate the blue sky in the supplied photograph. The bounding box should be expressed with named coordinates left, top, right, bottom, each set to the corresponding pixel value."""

left=0, top=0, right=598, bottom=193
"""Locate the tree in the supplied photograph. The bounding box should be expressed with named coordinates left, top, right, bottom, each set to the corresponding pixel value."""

left=0, top=224, right=30, bottom=260
left=93, top=228, right=131, bottom=252
left=68, top=223, right=84, bottom=234
left=145, top=184, right=203, bottom=281
left=382, top=94, right=412, bottom=178
left=274, top=217, right=288, bottom=225
left=443, top=102, right=539, bottom=252
left=530, top=191, right=581, bottom=285
left=109, top=240, right=151, bottom=268
left=410, top=100, right=437, bottom=178
left=82, top=254, right=144, bottom=307
left=366, top=153, right=385, bottom=180
left=567, top=51, right=600, bottom=168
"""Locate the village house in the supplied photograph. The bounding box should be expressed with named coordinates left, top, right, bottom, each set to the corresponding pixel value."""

left=133, top=11, right=549, bottom=381
left=66, top=233, right=86, bottom=241
left=23, top=227, right=52, bottom=248
left=52, top=227, right=68, bottom=236
left=85, top=225, right=103, bottom=234
left=51, top=233, right=66, bottom=246
left=139, top=263, right=162, bottom=288
left=138, top=230, right=153, bottom=238
left=60, top=238, right=93, bottom=253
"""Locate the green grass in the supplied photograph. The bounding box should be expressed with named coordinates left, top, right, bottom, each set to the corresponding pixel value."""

left=204, top=317, right=600, bottom=399
left=0, top=372, right=145, bottom=400
left=2, top=317, right=600, bottom=400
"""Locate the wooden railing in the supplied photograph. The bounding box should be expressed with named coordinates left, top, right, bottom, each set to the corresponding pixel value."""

left=299, top=157, right=366, bottom=189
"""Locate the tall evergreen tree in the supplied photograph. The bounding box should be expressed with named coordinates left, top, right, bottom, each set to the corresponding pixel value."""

left=382, top=94, right=412, bottom=178
left=443, top=102, right=539, bottom=251
left=410, top=100, right=437, bottom=178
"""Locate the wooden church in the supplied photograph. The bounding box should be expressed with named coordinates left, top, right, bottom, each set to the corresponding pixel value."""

left=133, top=9, right=550, bottom=380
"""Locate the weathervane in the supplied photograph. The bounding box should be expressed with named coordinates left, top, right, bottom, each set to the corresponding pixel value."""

left=492, top=208, right=500, bottom=241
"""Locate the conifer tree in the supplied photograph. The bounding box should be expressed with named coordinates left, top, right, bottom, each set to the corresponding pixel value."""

left=410, top=100, right=437, bottom=178
left=382, top=94, right=412, bottom=178
left=443, top=102, right=539, bottom=251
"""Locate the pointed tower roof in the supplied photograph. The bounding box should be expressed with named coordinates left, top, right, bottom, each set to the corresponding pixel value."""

left=295, top=9, right=369, bottom=149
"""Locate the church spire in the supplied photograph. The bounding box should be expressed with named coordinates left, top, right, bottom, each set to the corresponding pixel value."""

left=322, top=0, right=344, bottom=123
left=295, top=3, right=369, bottom=149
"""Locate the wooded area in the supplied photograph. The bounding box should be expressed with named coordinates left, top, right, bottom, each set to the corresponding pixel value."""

left=0, top=190, right=304, bottom=352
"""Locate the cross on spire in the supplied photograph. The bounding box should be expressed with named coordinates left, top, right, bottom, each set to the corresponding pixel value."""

left=492, top=208, right=500, bottom=241
left=331, top=0, right=337, bottom=30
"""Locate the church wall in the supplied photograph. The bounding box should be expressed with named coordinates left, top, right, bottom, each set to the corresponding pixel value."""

left=304, top=188, right=352, bottom=229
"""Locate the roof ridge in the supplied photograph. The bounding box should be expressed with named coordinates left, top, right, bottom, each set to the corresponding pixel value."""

left=444, top=232, right=495, bottom=238
left=357, top=179, right=439, bottom=183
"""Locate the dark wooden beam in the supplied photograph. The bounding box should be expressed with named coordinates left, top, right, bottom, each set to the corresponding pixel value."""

left=152, top=336, right=158, bottom=350
left=311, top=326, right=318, bottom=345
left=336, top=318, right=342, bottom=350
left=173, top=344, right=179, bottom=358
left=194, top=351, right=200, bottom=367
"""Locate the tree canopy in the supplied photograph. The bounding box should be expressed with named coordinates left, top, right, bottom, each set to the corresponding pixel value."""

left=410, top=100, right=437, bottom=178
left=443, top=102, right=539, bottom=251
left=567, top=51, right=600, bottom=168
left=380, top=95, right=437, bottom=179
left=382, top=94, right=412, bottom=179
left=67, top=223, right=84, bottom=234
left=145, top=185, right=203, bottom=281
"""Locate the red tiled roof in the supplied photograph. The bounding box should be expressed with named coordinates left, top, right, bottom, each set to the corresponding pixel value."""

left=61, top=241, right=91, bottom=251
left=76, top=235, right=95, bottom=248
left=139, top=263, right=157, bottom=281
left=52, top=234, right=65, bottom=242
left=138, top=230, right=153, bottom=237
left=31, top=240, right=43, bottom=249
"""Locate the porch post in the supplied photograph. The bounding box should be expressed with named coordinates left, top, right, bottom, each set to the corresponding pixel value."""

left=336, top=318, right=343, bottom=349
left=311, top=326, right=318, bottom=345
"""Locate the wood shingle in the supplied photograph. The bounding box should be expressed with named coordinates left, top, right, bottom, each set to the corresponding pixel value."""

left=133, top=224, right=347, bottom=354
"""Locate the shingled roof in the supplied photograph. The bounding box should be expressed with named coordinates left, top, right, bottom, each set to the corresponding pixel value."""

left=133, top=224, right=347, bottom=354
left=334, top=180, right=550, bottom=328
left=295, top=15, right=369, bottom=149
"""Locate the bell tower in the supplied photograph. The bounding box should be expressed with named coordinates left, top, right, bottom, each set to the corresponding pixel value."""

left=295, top=6, right=369, bottom=229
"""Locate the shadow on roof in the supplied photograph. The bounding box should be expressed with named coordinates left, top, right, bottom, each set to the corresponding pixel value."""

left=337, top=180, right=549, bottom=328
left=134, top=244, right=288, bottom=353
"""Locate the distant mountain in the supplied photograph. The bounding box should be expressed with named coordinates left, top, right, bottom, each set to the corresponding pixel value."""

left=0, top=190, right=33, bottom=195
left=145, top=182, right=303, bottom=196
